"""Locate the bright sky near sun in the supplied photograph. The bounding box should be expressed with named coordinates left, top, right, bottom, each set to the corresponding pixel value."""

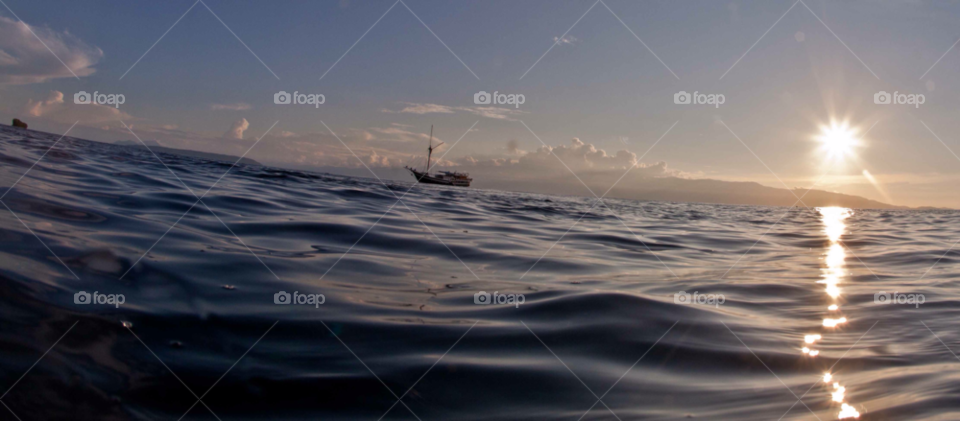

left=3, top=0, right=960, bottom=207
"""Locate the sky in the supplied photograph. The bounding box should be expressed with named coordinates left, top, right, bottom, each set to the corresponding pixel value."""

left=2, top=0, right=960, bottom=207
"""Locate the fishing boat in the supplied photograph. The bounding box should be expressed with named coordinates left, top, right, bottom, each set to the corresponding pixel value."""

left=405, top=125, right=472, bottom=187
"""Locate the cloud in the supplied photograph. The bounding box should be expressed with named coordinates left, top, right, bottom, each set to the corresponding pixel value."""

left=90, top=117, right=683, bottom=192
left=554, top=35, right=579, bottom=46
left=390, top=103, right=456, bottom=114
left=450, top=137, right=676, bottom=180
left=24, top=90, right=64, bottom=117
left=0, top=16, right=102, bottom=85
left=21, top=90, right=133, bottom=124
left=248, top=130, right=412, bottom=169
left=506, top=139, right=522, bottom=155
left=211, top=103, right=252, bottom=111
left=368, top=126, right=431, bottom=142
left=520, top=137, right=638, bottom=172
left=383, top=102, right=526, bottom=121
left=224, top=118, right=249, bottom=139
left=461, top=106, right=524, bottom=121
left=366, top=150, right=393, bottom=167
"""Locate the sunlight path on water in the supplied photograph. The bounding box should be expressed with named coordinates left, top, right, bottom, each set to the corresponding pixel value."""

left=804, top=207, right=859, bottom=419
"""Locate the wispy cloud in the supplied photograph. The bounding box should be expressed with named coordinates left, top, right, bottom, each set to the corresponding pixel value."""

left=0, top=16, right=102, bottom=85
left=383, top=102, right=526, bottom=121
left=554, top=35, right=579, bottom=46
left=211, top=102, right=252, bottom=111
left=389, top=103, right=456, bottom=114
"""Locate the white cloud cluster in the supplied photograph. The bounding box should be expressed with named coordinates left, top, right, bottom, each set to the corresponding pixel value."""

left=224, top=118, right=249, bottom=139
left=24, top=90, right=63, bottom=117
left=21, top=90, right=132, bottom=124
left=518, top=137, right=638, bottom=172
left=0, top=16, right=102, bottom=85
left=459, top=138, right=673, bottom=178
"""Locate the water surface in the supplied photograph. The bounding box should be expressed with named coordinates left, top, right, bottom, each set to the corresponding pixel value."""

left=1, top=126, right=959, bottom=420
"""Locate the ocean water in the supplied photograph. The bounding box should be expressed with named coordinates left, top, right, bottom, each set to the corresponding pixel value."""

left=1, top=125, right=959, bottom=420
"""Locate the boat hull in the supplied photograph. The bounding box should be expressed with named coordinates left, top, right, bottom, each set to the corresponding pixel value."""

left=408, top=169, right=471, bottom=187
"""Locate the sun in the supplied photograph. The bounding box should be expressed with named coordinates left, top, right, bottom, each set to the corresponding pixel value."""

left=816, top=121, right=860, bottom=161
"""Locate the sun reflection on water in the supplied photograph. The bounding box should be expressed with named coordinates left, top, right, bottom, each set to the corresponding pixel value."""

left=806, top=207, right=860, bottom=419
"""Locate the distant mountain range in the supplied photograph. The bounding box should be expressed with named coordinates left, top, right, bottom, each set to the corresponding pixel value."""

left=303, top=166, right=945, bottom=210
left=114, top=140, right=261, bottom=166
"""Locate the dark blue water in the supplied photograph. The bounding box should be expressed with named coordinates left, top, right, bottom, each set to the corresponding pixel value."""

left=1, top=125, right=959, bottom=420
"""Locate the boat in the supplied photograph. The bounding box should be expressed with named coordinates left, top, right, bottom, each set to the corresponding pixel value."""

left=405, top=125, right=472, bottom=187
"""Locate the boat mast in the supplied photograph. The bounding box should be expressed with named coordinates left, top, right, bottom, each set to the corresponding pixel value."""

left=426, top=125, right=433, bottom=172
